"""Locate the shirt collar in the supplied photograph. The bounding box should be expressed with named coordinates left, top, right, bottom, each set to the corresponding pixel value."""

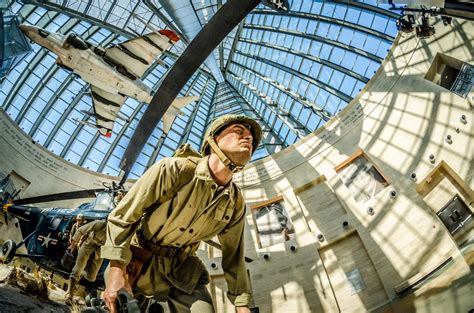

left=195, top=155, right=214, bottom=181
left=195, top=156, right=236, bottom=199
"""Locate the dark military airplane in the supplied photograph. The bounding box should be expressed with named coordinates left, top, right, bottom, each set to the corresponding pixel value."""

left=0, top=178, right=122, bottom=278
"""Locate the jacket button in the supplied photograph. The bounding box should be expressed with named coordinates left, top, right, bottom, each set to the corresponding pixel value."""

left=180, top=227, right=185, bottom=231
left=211, top=184, right=216, bottom=190
left=225, top=216, right=230, bottom=220
left=189, top=229, right=194, bottom=233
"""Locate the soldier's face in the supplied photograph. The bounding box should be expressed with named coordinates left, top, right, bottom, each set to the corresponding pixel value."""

left=215, top=123, right=253, bottom=165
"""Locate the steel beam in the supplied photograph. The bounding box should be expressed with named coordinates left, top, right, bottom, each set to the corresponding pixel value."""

left=234, top=50, right=353, bottom=103
left=240, top=37, right=370, bottom=83
left=244, top=24, right=383, bottom=63
left=253, top=9, right=394, bottom=41
left=22, top=0, right=135, bottom=38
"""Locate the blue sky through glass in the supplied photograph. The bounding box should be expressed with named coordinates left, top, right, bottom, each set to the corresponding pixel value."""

left=0, top=1, right=397, bottom=178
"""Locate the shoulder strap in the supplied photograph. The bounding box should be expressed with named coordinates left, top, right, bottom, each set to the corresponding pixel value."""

left=234, top=186, right=244, bottom=215
left=157, top=157, right=199, bottom=204
left=238, top=192, right=244, bottom=211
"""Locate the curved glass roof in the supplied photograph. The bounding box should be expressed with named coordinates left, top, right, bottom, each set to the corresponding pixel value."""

left=0, top=0, right=398, bottom=179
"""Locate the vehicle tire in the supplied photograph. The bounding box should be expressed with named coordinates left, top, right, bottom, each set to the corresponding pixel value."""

left=148, top=302, right=164, bottom=313
left=0, top=239, right=16, bottom=263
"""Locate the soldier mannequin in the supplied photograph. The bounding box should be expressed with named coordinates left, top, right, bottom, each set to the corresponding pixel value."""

left=66, top=219, right=107, bottom=304
left=69, top=213, right=86, bottom=244
left=101, top=115, right=262, bottom=313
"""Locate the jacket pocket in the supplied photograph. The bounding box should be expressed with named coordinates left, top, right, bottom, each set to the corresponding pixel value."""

left=214, top=206, right=233, bottom=223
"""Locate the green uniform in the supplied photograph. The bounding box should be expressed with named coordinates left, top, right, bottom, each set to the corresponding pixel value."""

left=71, top=219, right=107, bottom=281
left=101, top=156, right=251, bottom=307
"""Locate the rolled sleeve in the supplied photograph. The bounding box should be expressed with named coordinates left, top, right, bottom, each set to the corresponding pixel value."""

left=100, top=245, right=131, bottom=265
left=229, top=293, right=251, bottom=307
left=100, top=158, right=179, bottom=264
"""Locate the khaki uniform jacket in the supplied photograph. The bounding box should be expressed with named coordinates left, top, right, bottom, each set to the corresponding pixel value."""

left=73, top=219, right=107, bottom=248
left=101, top=156, right=251, bottom=306
left=69, top=222, right=80, bottom=243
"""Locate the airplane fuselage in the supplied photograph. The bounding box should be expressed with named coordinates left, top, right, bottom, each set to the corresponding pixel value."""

left=20, top=25, right=152, bottom=103
left=59, top=48, right=152, bottom=103
left=19, top=25, right=196, bottom=135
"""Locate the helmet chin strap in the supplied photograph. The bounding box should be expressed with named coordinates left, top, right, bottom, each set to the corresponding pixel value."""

left=207, top=137, right=245, bottom=173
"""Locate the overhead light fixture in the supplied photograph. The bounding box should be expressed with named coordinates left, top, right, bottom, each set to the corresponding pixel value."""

left=441, top=15, right=452, bottom=26
left=415, top=14, right=435, bottom=38
left=396, top=15, right=414, bottom=33
left=393, top=6, right=455, bottom=39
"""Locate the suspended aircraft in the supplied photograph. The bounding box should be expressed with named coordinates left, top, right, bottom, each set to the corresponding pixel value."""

left=19, top=24, right=199, bottom=138
left=0, top=178, right=122, bottom=279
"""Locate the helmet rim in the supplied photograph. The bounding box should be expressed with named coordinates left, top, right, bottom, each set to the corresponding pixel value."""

left=201, top=114, right=261, bottom=156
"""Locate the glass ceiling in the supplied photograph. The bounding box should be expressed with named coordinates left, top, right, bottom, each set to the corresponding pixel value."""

left=0, top=0, right=398, bottom=179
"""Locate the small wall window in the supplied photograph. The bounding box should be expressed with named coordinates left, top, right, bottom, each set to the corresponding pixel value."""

left=251, top=195, right=295, bottom=248
left=335, top=149, right=390, bottom=205
left=425, top=53, right=474, bottom=98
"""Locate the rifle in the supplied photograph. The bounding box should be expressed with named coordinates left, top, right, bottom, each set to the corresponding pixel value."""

left=116, top=289, right=141, bottom=313
left=80, top=289, right=142, bottom=313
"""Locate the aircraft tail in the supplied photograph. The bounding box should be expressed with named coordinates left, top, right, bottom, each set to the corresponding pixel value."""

left=73, top=118, right=112, bottom=138
left=162, top=96, right=199, bottom=133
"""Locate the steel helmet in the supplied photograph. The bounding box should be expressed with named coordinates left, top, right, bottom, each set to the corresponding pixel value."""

left=200, top=114, right=262, bottom=172
left=76, top=213, right=84, bottom=220
left=201, top=114, right=262, bottom=156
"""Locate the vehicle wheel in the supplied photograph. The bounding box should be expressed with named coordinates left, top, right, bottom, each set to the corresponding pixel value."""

left=148, top=302, right=164, bottom=313
left=0, top=239, right=16, bottom=263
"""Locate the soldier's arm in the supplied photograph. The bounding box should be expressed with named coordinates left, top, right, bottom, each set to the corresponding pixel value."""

left=217, top=193, right=252, bottom=309
left=100, top=158, right=179, bottom=264
left=101, top=158, right=180, bottom=313
left=90, top=219, right=107, bottom=233
left=72, top=220, right=95, bottom=243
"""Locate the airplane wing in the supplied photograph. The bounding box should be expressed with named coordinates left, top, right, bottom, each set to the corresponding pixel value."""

left=172, top=96, right=199, bottom=111
left=104, top=30, right=179, bottom=78
left=162, top=96, right=199, bottom=133
left=90, top=86, right=126, bottom=137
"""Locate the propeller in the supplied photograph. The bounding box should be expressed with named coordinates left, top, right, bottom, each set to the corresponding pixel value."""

left=119, top=0, right=262, bottom=184
left=13, top=189, right=104, bottom=205
left=11, top=181, right=125, bottom=206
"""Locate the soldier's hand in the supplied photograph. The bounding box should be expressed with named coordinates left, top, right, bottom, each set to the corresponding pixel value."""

left=104, top=260, right=132, bottom=313
left=68, top=241, right=77, bottom=251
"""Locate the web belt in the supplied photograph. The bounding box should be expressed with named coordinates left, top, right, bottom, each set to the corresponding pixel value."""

left=136, top=230, right=194, bottom=260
